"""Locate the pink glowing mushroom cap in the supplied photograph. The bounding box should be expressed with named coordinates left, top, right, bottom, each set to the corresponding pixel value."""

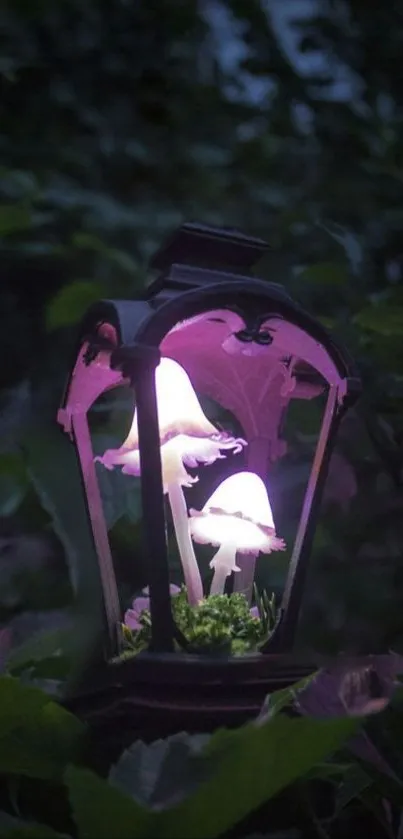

left=95, top=357, right=246, bottom=492
left=189, top=471, right=286, bottom=556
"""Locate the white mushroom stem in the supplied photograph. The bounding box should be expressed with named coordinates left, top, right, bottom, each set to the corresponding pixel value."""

left=167, top=481, right=204, bottom=606
left=209, top=542, right=240, bottom=596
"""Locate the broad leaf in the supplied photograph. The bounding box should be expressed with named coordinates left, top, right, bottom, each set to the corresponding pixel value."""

left=109, top=733, right=211, bottom=810
left=153, top=713, right=360, bottom=839
left=0, top=677, right=85, bottom=779
left=66, top=766, right=153, bottom=839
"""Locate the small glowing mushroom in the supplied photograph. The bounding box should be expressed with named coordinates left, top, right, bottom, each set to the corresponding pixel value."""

left=189, top=471, right=286, bottom=596
left=95, top=357, right=246, bottom=605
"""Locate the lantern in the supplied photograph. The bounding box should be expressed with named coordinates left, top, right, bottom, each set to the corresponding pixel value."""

left=59, top=223, right=361, bottom=739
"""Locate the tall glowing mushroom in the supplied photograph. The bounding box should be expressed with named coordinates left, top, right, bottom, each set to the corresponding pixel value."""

left=189, top=471, right=286, bottom=596
left=95, top=357, right=246, bottom=605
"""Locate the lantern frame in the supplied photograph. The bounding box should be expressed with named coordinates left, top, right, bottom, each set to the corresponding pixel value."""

left=59, top=224, right=361, bottom=728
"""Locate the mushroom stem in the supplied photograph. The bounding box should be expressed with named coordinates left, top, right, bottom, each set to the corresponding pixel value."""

left=167, top=481, right=204, bottom=606
left=209, top=542, right=239, bottom=596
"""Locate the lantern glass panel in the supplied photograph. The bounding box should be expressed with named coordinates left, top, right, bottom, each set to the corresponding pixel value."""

left=64, top=287, right=351, bottom=663
left=152, top=307, right=336, bottom=624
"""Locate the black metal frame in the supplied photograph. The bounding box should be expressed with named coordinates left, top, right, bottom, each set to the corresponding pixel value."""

left=65, top=284, right=359, bottom=657
left=59, top=225, right=361, bottom=717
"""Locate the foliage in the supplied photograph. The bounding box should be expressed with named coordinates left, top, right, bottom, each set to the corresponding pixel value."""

left=0, top=672, right=372, bottom=839
left=0, top=669, right=403, bottom=837
left=0, top=0, right=402, bottom=668
left=0, top=4, right=402, bottom=839
left=122, top=588, right=273, bottom=657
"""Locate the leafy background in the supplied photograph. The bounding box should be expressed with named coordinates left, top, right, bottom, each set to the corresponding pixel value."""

left=0, top=0, right=403, bottom=676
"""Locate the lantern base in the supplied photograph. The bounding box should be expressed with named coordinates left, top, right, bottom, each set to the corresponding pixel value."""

left=65, top=652, right=316, bottom=764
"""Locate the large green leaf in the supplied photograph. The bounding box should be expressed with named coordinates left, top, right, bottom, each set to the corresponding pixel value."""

left=0, top=677, right=85, bottom=779
left=66, top=767, right=153, bottom=839
left=154, top=714, right=360, bottom=839
left=68, top=711, right=359, bottom=839
left=109, top=733, right=211, bottom=810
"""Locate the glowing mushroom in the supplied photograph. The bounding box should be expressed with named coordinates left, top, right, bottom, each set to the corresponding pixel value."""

left=189, top=471, right=286, bottom=596
left=95, top=357, right=246, bottom=605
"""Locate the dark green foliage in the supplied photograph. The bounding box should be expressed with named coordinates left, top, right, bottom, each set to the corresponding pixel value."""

left=0, top=674, right=365, bottom=839
left=1, top=1, right=403, bottom=832
left=122, top=588, right=268, bottom=656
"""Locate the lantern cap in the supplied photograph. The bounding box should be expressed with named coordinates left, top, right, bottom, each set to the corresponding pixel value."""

left=147, top=222, right=270, bottom=298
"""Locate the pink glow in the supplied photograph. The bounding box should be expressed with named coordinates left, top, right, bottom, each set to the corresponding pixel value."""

left=161, top=311, right=325, bottom=477
left=124, top=584, right=181, bottom=630
left=57, top=344, right=125, bottom=437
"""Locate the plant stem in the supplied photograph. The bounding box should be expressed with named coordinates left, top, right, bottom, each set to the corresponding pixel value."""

left=167, top=481, right=204, bottom=606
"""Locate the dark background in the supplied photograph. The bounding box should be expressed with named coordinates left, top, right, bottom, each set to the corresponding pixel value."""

left=0, top=0, right=402, bottom=667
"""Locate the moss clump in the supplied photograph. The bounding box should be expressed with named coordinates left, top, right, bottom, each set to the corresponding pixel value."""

left=121, top=587, right=276, bottom=657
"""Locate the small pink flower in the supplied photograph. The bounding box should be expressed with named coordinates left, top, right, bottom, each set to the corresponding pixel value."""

left=250, top=606, right=259, bottom=619
left=124, top=585, right=181, bottom=631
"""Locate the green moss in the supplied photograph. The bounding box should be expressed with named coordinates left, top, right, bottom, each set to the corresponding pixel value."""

left=121, top=587, right=276, bottom=658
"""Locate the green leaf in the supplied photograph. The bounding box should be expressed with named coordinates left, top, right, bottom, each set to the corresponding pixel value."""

left=45, top=281, right=105, bottom=331
left=257, top=674, right=317, bottom=723
left=354, top=303, right=403, bottom=337
left=95, top=461, right=142, bottom=528
left=299, top=262, right=348, bottom=286
left=0, top=677, right=85, bottom=779
left=154, top=714, right=360, bottom=839
left=335, top=764, right=372, bottom=815
left=0, top=204, right=31, bottom=236
left=106, top=248, right=139, bottom=275
left=7, top=628, right=71, bottom=673
left=66, top=766, right=153, bottom=839
left=71, top=233, right=107, bottom=252
left=23, top=425, right=106, bottom=688
left=305, top=761, right=351, bottom=780
left=0, top=811, right=68, bottom=838
left=0, top=453, right=28, bottom=516
left=109, top=733, right=211, bottom=810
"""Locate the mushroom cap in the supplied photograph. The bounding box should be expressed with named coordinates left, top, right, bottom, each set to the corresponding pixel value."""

left=189, top=471, right=285, bottom=555
left=95, top=358, right=246, bottom=491
left=200, top=471, right=275, bottom=526
left=124, top=357, right=220, bottom=449
left=109, top=433, right=241, bottom=491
